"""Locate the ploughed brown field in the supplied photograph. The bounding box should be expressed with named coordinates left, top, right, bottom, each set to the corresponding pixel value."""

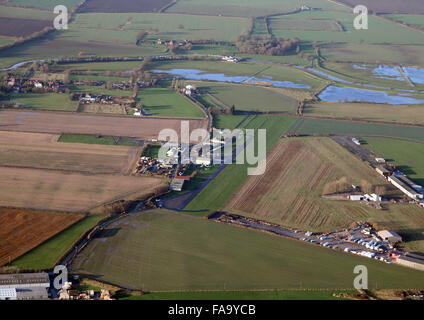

left=0, top=17, right=51, bottom=37
left=0, top=110, right=208, bottom=142
left=337, top=0, right=424, bottom=14
left=0, top=167, right=169, bottom=211
left=223, top=137, right=423, bottom=233
left=0, top=208, right=84, bottom=266
left=78, top=0, right=173, bottom=13
left=0, top=131, right=140, bottom=174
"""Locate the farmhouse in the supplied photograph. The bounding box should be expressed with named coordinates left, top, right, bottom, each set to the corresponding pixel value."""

left=0, top=272, right=50, bottom=300
left=195, top=156, right=211, bottom=166
left=377, top=230, right=402, bottom=244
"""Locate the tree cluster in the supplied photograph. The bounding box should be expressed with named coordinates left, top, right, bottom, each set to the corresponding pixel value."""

left=236, top=35, right=300, bottom=56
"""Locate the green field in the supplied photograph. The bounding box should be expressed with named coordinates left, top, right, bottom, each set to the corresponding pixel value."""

left=386, top=14, right=424, bottom=29
left=304, top=102, right=424, bottom=125
left=0, top=5, right=55, bottom=19
left=137, top=87, right=205, bottom=118
left=167, top=0, right=349, bottom=17
left=11, top=215, right=103, bottom=270
left=58, top=134, right=139, bottom=146
left=213, top=114, right=250, bottom=129
left=290, top=118, right=424, bottom=142
left=70, top=209, right=424, bottom=291
left=67, top=85, right=133, bottom=96
left=270, top=11, right=424, bottom=45
left=9, top=93, right=77, bottom=111
left=184, top=115, right=296, bottom=213
left=194, top=81, right=299, bottom=113
left=361, top=137, right=424, bottom=186
left=124, top=289, right=355, bottom=300
left=8, top=0, right=82, bottom=10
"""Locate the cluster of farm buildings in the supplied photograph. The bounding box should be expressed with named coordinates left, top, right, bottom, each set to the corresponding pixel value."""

left=0, top=272, right=113, bottom=300
left=351, top=137, right=424, bottom=207
left=3, top=77, right=66, bottom=93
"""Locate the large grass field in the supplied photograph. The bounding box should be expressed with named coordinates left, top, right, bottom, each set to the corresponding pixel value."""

left=124, top=289, right=355, bottom=300
left=194, top=81, right=299, bottom=113
left=68, top=12, right=249, bottom=43
left=270, top=11, right=424, bottom=45
left=167, top=0, right=349, bottom=17
left=184, top=115, right=296, bottom=214
left=137, top=87, right=205, bottom=118
left=304, top=102, right=424, bottom=125
left=290, top=118, right=424, bottom=142
left=386, top=14, right=424, bottom=29
left=10, top=215, right=103, bottom=270
left=8, top=0, right=82, bottom=10
left=70, top=209, right=424, bottom=291
left=361, top=137, right=424, bottom=186
left=9, top=93, right=77, bottom=111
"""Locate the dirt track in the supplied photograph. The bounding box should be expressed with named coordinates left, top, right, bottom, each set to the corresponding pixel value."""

left=0, top=110, right=208, bottom=142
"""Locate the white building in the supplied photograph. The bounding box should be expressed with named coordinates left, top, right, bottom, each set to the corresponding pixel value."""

left=377, top=230, right=402, bottom=243
left=388, top=176, right=423, bottom=201
left=195, top=156, right=211, bottom=166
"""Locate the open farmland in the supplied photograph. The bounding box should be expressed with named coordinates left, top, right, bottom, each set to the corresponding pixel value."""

left=78, top=0, right=173, bottom=13
left=0, top=110, right=208, bottom=142
left=0, top=208, right=84, bottom=267
left=289, top=118, right=424, bottom=142
left=336, top=0, right=424, bottom=14
left=0, top=17, right=51, bottom=38
left=270, top=11, right=424, bottom=45
left=361, top=137, right=424, bottom=186
left=194, top=81, right=299, bottom=113
left=166, top=0, right=350, bottom=17
left=8, top=0, right=82, bottom=10
left=70, top=209, right=424, bottom=291
left=386, top=14, right=424, bottom=29
left=0, top=167, right=168, bottom=211
left=137, top=87, right=205, bottom=118
left=0, top=131, right=140, bottom=174
left=9, top=93, right=77, bottom=111
left=303, top=102, right=424, bottom=125
left=10, top=215, right=103, bottom=270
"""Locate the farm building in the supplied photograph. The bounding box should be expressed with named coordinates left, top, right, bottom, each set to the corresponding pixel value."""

left=171, top=179, right=184, bottom=192
left=396, top=255, right=424, bottom=272
left=375, top=157, right=386, bottom=164
left=0, top=272, right=50, bottom=300
left=388, top=175, right=423, bottom=201
left=377, top=230, right=402, bottom=244
left=352, top=137, right=361, bottom=145
left=195, top=156, right=211, bottom=166
left=375, top=165, right=391, bottom=178
left=349, top=194, right=364, bottom=201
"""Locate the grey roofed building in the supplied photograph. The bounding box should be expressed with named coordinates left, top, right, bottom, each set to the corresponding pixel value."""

left=0, top=273, right=50, bottom=300
left=0, top=272, right=50, bottom=288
